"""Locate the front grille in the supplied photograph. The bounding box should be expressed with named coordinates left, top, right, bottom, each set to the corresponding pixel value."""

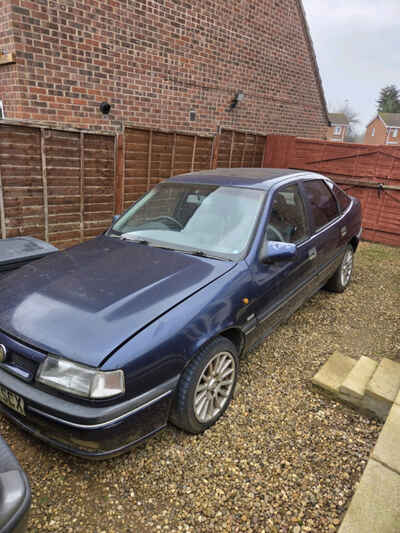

left=1, top=350, right=39, bottom=381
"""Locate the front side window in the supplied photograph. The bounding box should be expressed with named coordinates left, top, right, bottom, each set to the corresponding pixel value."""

left=393, top=128, right=398, bottom=138
left=303, top=180, right=339, bottom=231
left=332, top=184, right=352, bottom=213
left=372, top=127, right=375, bottom=137
left=265, top=184, right=308, bottom=243
left=334, top=126, right=342, bottom=135
left=110, top=182, right=265, bottom=260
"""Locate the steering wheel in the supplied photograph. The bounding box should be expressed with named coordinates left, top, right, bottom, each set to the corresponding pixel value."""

left=151, top=216, right=183, bottom=230
left=266, top=224, right=285, bottom=242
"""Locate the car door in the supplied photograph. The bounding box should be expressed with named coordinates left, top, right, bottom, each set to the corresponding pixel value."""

left=246, top=182, right=316, bottom=346
left=300, top=178, right=342, bottom=289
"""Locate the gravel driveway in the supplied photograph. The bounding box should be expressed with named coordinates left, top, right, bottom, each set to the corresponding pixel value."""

left=1, top=241, right=399, bottom=532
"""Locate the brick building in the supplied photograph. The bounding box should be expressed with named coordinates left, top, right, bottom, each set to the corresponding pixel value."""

left=364, top=113, right=400, bottom=146
left=327, top=113, right=349, bottom=143
left=0, top=0, right=328, bottom=137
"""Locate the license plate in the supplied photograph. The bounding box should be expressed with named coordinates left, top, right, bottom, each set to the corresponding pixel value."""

left=0, top=384, right=25, bottom=416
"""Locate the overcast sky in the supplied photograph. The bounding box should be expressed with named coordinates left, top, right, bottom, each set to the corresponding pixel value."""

left=302, top=0, right=400, bottom=132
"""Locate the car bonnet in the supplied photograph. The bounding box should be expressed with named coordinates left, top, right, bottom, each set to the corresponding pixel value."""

left=0, top=236, right=235, bottom=366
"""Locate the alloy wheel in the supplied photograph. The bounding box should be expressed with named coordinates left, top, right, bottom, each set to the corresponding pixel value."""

left=193, top=351, right=236, bottom=423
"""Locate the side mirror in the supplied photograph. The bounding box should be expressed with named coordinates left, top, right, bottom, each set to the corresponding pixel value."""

left=260, top=241, right=297, bottom=264
left=112, top=214, right=121, bottom=225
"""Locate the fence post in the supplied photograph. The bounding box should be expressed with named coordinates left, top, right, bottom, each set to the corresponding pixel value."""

left=79, top=132, right=85, bottom=242
left=0, top=166, right=5, bottom=239
left=115, top=132, right=125, bottom=214
left=40, top=128, right=49, bottom=242
left=211, top=133, right=221, bottom=169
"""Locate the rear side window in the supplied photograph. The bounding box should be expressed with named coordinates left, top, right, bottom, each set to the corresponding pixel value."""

left=303, top=180, right=339, bottom=230
left=333, top=184, right=352, bottom=212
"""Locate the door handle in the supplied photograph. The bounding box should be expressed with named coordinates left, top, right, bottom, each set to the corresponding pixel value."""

left=308, top=247, right=317, bottom=260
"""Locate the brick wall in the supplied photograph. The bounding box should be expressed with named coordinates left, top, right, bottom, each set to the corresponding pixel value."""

left=0, top=0, right=328, bottom=138
left=0, top=0, right=20, bottom=117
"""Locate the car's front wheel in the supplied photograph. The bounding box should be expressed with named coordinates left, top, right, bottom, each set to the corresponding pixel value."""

left=170, top=336, right=238, bottom=434
left=325, top=244, right=354, bottom=293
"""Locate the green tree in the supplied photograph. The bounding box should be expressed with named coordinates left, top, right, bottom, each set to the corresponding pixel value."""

left=377, top=85, right=400, bottom=113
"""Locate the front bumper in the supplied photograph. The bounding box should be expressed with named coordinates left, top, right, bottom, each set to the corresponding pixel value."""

left=0, top=435, right=31, bottom=533
left=0, top=369, right=179, bottom=458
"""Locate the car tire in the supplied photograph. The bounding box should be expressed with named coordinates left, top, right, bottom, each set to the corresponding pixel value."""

left=170, top=336, right=238, bottom=434
left=325, top=244, right=354, bottom=293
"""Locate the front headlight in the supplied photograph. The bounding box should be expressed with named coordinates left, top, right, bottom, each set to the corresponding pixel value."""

left=36, top=355, right=125, bottom=399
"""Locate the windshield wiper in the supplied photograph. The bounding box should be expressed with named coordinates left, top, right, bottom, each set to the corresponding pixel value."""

left=182, top=250, right=228, bottom=261
left=121, top=236, right=151, bottom=245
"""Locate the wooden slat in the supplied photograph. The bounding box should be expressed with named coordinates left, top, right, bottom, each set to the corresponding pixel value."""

left=191, top=136, right=197, bottom=172
left=170, top=133, right=176, bottom=176
left=147, top=130, right=153, bottom=191
left=241, top=134, right=247, bottom=167
left=115, top=133, right=125, bottom=214
left=228, top=131, right=235, bottom=168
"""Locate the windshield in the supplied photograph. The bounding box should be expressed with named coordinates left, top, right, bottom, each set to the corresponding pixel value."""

left=109, top=182, right=265, bottom=260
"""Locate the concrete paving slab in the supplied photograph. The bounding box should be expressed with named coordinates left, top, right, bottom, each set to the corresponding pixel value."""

left=340, top=356, right=378, bottom=403
left=393, top=388, right=400, bottom=407
left=339, top=459, right=400, bottom=533
left=312, top=352, right=356, bottom=394
left=372, top=403, right=400, bottom=475
left=364, top=358, right=400, bottom=420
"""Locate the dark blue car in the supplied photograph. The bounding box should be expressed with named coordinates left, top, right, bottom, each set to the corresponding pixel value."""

left=0, top=169, right=361, bottom=458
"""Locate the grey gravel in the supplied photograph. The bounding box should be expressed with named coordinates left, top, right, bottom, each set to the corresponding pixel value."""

left=1, top=241, right=399, bottom=532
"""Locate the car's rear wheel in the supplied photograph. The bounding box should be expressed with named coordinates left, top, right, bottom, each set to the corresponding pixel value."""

left=170, top=336, right=238, bottom=434
left=325, top=244, right=354, bottom=293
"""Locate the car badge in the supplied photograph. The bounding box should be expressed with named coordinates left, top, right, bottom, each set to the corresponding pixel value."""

left=0, top=344, right=7, bottom=363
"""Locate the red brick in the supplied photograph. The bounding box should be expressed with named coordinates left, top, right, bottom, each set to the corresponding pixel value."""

left=0, top=0, right=328, bottom=137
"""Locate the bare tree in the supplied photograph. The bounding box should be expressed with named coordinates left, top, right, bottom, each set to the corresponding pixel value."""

left=333, top=101, right=360, bottom=142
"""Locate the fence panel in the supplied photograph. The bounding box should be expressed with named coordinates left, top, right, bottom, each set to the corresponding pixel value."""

left=1, top=121, right=267, bottom=247
left=0, top=122, right=115, bottom=248
left=0, top=124, right=44, bottom=241
left=264, top=135, right=400, bottom=247
left=216, top=129, right=266, bottom=168
left=122, top=127, right=214, bottom=210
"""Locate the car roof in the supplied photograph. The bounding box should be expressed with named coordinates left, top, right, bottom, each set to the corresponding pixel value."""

left=168, top=168, right=311, bottom=190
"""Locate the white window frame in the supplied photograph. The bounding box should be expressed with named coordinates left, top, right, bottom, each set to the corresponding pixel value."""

left=0, top=100, right=4, bottom=119
left=371, top=127, right=375, bottom=137
left=334, top=126, right=342, bottom=135
left=393, top=128, right=398, bottom=138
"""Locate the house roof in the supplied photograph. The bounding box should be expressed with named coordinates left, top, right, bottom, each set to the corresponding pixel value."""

left=295, top=0, right=330, bottom=126
left=328, top=113, right=349, bottom=126
left=379, top=113, right=400, bottom=128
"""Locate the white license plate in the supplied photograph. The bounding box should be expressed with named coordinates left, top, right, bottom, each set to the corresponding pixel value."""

left=0, top=384, right=25, bottom=416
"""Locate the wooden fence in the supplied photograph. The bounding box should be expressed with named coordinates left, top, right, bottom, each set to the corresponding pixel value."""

left=0, top=122, right=115, bottom=248
left=0, top=122, right=266, bottom=248
left=264, top=135, right=400, bottom=247
left=115, top=126, right=266, bottom=212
